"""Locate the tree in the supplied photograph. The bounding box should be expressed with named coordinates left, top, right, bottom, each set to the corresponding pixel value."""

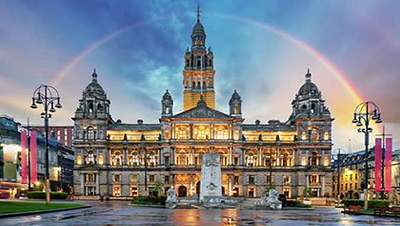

left=153, top=180, right=164, bottom=197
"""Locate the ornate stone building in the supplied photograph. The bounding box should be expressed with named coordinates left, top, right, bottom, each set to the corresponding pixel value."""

left=73, top=11, right=334, bottom=199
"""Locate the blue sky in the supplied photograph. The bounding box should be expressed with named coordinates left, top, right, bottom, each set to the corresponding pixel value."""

left=0, top=0, right=399, bottom=151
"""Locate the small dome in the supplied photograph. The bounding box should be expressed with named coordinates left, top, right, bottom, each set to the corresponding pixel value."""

left=191, top=22, right=206, bottom=37
left=230, top=90, right=241, bottom=102
left=298, top=69, right=319, bottom=95
left=163, top=90, right=172, bottom=99
left=83, top=69, right=106, bottom=99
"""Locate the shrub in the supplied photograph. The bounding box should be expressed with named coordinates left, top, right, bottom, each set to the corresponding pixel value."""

left=343, top=199, right=390, bottom=209
left=27, top=191, right=68, bottom=199
left=131, top=196, right=167, bottom=205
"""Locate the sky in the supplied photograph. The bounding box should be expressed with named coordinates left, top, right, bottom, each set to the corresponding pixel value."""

left=0, top=0, right=399, bottom=153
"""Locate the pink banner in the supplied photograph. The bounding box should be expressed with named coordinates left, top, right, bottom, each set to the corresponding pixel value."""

left=30, top=130, right=37, bottom=184
left=385, top=138, right=392, bottom=191
left=21, top=130, right=28, bottom=184
left=375, top=138, right=382, bottom=191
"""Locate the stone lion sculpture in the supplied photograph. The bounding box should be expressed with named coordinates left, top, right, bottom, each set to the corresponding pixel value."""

left=165, top=187, right=178, bottom=209
left=259, top=189, right=282, bottom=209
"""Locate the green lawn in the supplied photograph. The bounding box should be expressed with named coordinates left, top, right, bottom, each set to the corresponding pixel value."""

left=0, top=201, right=84, bottom=214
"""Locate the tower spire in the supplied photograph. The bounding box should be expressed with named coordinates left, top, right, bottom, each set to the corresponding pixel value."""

left=197, top=4, right=201, bottom=23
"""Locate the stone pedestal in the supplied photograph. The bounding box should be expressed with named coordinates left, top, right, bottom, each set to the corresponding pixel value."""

left=200, top=154, right=222, bottom=202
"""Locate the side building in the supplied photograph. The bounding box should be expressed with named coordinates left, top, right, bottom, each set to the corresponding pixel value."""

left=72, top=11, right=334, bottom=200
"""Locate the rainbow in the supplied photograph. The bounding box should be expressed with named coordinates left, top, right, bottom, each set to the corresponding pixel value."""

left=48, top=13, right=380, bottom=133
left=49, top=17, right=164, bottom=86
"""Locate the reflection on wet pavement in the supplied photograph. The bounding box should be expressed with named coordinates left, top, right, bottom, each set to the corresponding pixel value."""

left=1, top=202, right=400, bottom=225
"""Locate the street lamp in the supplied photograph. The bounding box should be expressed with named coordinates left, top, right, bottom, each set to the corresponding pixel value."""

left=30, top=84, right=62, bottom=204
left=352, top=101, right=382, bottom=210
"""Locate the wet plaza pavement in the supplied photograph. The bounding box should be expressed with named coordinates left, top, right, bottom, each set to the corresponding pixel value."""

left=1, top=201, right=400, bottom=226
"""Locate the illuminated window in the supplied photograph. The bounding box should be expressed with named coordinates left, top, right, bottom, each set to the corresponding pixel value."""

left=324, top=132, right=329, bottom=140
left=324, top=156, right=329, bottom=166
left=310, top=128, right=319, bottom=142
left=130, top=174, right=138, bottom=183
left=149, top=175, right=155, bottom=183
left=301, top=156, right=307, bottom=166
left=310, top=175, right=319, bottom=184
left=76, top=154, right=82, bottom=165
left=98, top=154, right=104, bottom=165
left=85, top=173, right=95, bottom=183
left=113, top=186, right=121, bottom=196
left=149, top=153, right=157, bottom=166
left=87, top=126, right=95, bottom=140
left=246, top=152, right=255, bottom=167
left=131, top=187, right=138, bottom=197
left=282, top=152, right=291, bottom=167
left=301, top=131, right=307, bottom=140
left=86, top=150, right=95, bottom=164
left=131, top=152, right=139, bottom=166
left=112, top=151, right=123, bottom=166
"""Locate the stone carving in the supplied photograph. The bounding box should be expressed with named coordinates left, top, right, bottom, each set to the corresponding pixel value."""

left=259, top=189, right=282, bottom=209
left=165, top=187, right=178, bottom=209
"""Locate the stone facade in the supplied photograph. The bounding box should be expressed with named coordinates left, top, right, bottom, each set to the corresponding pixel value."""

left=73, top=9, right=334, bottom=199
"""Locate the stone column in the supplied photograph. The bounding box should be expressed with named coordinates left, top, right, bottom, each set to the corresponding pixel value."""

left=123, top=148, right=128, bottom=165
left=306, top=174, right=309, bottom=187
left=80, top=173, right=84, bottom=195
left=210, top=124, right=214, bottom=139
left=321, top=175, right=325, bottom=196
left=277, top=148, right=281, bottom=167
left=229, top=147, right=233, bottom=166
left=190, top=124, right=193, bottom=139
left=229, top=124, right=232, bottom=140
left=96, top=173, right=100, bottom=195
left=228, top=174, right=232, bottom=196
left=258, top=147, right=262, bottom=166
left=188, top=175, right=192, bottom=196
left=240, top=148, right=245, bottom=166
left=171, top=124, right=175, bottom=139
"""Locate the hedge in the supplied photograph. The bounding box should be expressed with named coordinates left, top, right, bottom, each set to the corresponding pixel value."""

left=27, top=191, right=68, bottom=199
left=343, top=199, right=390, bottom=209
left=131, top=196, right=167, bottom=205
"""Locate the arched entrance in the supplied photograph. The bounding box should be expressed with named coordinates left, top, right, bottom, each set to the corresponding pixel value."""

left=178, top=185, right=187, bottom=197
left=221, top=186, right=225, bottom=196
left=196, top=181, right=200, bottom=195
left=233, top=187, right=239, bottom=197
left=354, top=192, right=360, bottom=199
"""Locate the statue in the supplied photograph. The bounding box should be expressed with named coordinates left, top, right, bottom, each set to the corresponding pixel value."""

left=259, top=189, right=282, bottom=209
left=165, top=187, right=178, bottom=209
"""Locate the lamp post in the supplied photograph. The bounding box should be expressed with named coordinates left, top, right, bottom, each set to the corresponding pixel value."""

left=337, top=148, right=342, bottom=202
left=352, top=101, right=382, bottom=210
left=30, top=85, right=62, bottom=204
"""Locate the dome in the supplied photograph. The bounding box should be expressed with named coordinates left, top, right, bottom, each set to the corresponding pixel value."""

left=230, top=90, right=241, bottom=102
left=191, top=22, right=206, bottom=37
left=163, top=90, right=172, bottom=99
left=298, top=81, right=319, bottom=95
left=83, top=69, right=107, bottom=99
left=297, top=69, right=319, bottom=96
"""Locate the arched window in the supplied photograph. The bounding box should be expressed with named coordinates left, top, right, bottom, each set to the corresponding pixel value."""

left=197, top=56, right=201, bottom=67
left=310, top=128, right=319, bottom=142
left=311, top=103, right=316, bottom=114
left=186, top=59, right=190, bottom=66
left=149, top=152, right=157, bottom=167
left=203, top=81, right=206, bottom=89
left=88, top=102, right=94, bottom=114
left=112, top=151, right=123, bottom=166
left=87, top=127, right=95, bottom=140
left=98, top=154, right=104, bottom=165
left=76, top=154, right=82, bottom=165
left=246, top=152, right=255, bottom=167
left=197, top=82, right=201, bottom=89
left=86, top=150, right=95, bottom=164
left=192, top=81, right=196, bottom=88
left=97, top=103, right=102, bottom=112
left=310, top=151, right=319, bottom=166
left=282, top=152, right=290, bottom=167
left=131, top=152, right=139, bottom=166
left=209, top=60, right=212, bottom=67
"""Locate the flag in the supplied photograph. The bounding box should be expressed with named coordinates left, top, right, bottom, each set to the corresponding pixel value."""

left=385, top=138, right=392, bottom=191
left=21, top=130, right=28, bottom=184
left=30, top=130, right=37, bottom=183
left=375, top=138, right=382, bottom=191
